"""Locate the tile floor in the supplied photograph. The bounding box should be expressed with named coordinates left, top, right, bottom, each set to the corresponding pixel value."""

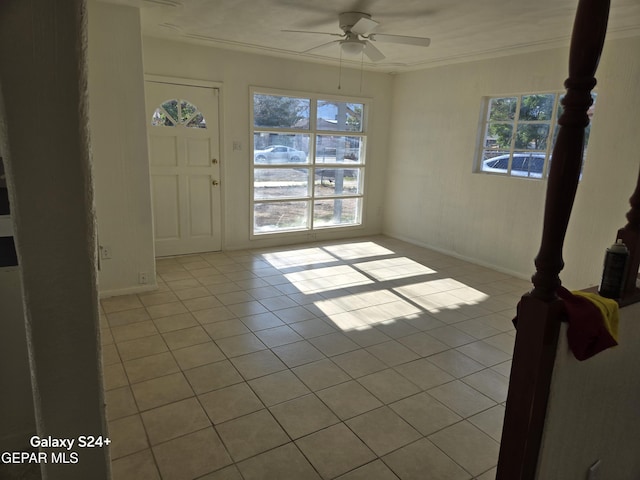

left=101, top=236, right=529, bottom=480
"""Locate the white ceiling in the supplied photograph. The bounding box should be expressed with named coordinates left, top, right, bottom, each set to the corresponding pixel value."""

left=126, top=0, right=640, bottom=73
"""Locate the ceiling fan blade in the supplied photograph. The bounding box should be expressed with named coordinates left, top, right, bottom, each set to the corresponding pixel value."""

left=351, top=16, right=379, bottom=35
left=369, top=33, right=431, bottom=47
left=282, top=29, right=344, bottom=38
left=363, top=41, right=385, bottom=62
left=302, top=40, right=340, bottom=54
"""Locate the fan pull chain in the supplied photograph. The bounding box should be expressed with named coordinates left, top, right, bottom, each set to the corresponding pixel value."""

left=360, top=50, right=364, bottom=93
left=338, top=47, right=343, bottom=90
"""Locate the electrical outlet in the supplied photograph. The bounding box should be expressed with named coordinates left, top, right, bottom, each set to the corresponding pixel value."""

left=138, top=272, right=148, bottom=285
left=100, top=246, right=112, bottom=260
left=588, top=460, right=601, bottom=480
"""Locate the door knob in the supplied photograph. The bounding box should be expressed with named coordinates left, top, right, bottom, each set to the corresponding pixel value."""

left=212, top=180, right=219, bottom=186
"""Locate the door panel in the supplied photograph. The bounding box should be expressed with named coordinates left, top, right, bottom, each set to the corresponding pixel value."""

left=189, top=175, right=214, bottom=237
left=186, top=137, right=211, bottom=167
left=145, top=81, right=221, bottom=256
left=149, top=136, right=178, bottom=167
left=151, top=175, right=180, bottom=240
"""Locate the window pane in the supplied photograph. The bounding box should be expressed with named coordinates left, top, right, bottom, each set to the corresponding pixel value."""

left=515, top=124, right=550, bottom=150
left=519, top=94, right=555, bottom=121
left=180, top=100, right=199, bottom=123
left=254, top=201, right=309, bottom=233
left=510, top=153, right=545, bottom=178
left=486, top=124, right=513, bottom=150
left=317, top=100, right=364, bottom=132
left=315, top=136, right=364, bottom=164
left=313, top=198, right=361, bottom=227
left=151, top=108, right=175, bottom=127
left=253, top=94, right=310, bottom=129
left=187, top=112, right=206, bottom=129
left=314, top=168, right=362, bottom=197
left=254, top=168, right=310, bottom=200
left=254, top=133, right=309, bottom=164
left=162, top=100, right=179, bottom=123
left=488, top=97, right=517, bottom=121
left=481, top=151, right=511, bottom=173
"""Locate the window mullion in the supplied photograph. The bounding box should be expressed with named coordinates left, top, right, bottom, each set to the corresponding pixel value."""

left=310, top=100, right=317, bottom=231
left=543, top=94, right=561, bottom=177
left=508, top=97, right=522, bottom=175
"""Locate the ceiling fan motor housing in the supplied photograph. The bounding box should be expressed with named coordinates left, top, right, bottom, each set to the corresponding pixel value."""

left=339, top=12, right=371, bottom=33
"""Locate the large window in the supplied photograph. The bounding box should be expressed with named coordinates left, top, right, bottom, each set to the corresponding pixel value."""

left=476, top=92, right=595, bottom=179
left=251, top=89, right=367, bottom=235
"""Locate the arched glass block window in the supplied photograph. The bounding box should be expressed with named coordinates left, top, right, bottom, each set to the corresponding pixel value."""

left=151, top=99, right=207, bottom=128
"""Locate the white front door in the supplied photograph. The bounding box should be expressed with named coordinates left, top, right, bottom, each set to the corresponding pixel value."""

left=145, top=81, right=221, bottom=256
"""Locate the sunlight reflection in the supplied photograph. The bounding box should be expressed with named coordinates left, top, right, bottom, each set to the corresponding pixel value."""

left=284, top=265, right=356, bottom=283
left=263, top=240, right=494, bottom=333
left=323, top=242, right=394, bottom=260
left=409, top=285, right=489, bottom=313
left=285, top=265, right=374, bottom=293
left=354, top=257, right=437, bottom=281
left=323, top=311, right=372, bottom=331
left=314, top=290, right=422, bottom=331
left=261, top=247, right=337, bottom=269
left=393, top=278, right=471, bottom=298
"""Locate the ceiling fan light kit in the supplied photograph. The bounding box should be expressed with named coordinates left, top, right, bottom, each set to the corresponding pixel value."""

left=340, top=37, right=366, bottom=55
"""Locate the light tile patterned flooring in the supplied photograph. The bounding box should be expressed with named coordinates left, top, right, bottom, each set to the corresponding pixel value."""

left=101, top=236, right=528, bottom=480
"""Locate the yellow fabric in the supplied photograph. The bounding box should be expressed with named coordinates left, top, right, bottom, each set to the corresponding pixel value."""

left=572, top=290, right=620, bottom=342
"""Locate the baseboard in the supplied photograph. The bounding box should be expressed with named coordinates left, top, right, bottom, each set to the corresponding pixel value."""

left=99, top=282, right=158, bottom=299
left=383, top=232, right=531, bottom=282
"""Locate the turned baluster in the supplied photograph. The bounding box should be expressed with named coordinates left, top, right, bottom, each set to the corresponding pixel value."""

left=531, top=0, right=609, bottom=300
left=497, top=0, right=610, bottom=478
left=616, top=168, right=640, bottom=303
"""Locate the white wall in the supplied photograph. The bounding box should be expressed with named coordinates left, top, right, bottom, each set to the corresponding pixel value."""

left=385, top=35, right=640, bottom=290
left=142, top=37, right=393, bottom=250
left=0, top=269, right=34, bottom=451
left=89, top=1, right=156, bottom=296
left=535, top=303, right=640, bottom=479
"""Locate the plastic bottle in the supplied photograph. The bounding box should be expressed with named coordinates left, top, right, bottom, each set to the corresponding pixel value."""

left=598, top=239, right=629, bottom=299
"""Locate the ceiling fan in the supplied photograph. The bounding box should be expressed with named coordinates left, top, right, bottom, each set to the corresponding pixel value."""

left=283, top=12, right=431, bottom=62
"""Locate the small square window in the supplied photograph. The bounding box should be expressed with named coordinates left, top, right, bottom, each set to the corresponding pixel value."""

left=476, top=92, right=596, bottom=179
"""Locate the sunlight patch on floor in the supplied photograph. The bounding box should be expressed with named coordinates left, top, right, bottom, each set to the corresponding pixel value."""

left=353, top=256, right=437, bottom=281
left=323, top=241, right=395, bottom=260
left=286, top=270, right=374, bottom=293
left=261, top=239, right=492, bottom=332
left=261, top=247, right=338, bottom=268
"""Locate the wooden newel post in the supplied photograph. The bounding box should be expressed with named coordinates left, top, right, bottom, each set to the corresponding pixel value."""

left=616, top=167, right=640, bottom=303
left=496, top=0, right=610, bottom=478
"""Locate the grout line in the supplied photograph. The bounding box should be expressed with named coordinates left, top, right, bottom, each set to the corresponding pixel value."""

left=104, top=237, right=518, bottom=478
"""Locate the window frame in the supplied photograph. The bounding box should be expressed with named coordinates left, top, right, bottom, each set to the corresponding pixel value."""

left=475, top=91, right=596, bottom=180
left=250, top=87, right=370, bottom=238
left=151, top=98, right=208, bottom=129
